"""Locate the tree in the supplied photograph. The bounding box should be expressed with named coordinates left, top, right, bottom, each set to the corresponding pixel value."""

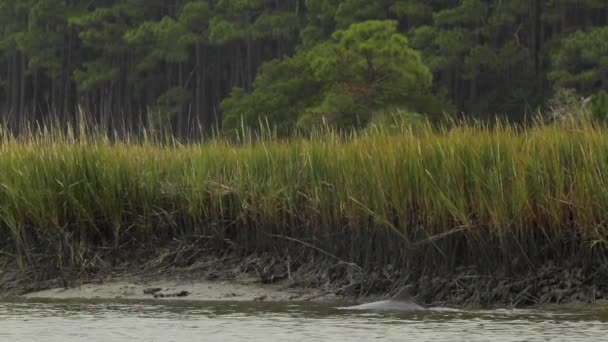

left=14, top=0, right=65, bottom=78
left=300, top=0, right=340, bottom=47
left=221, top=52, right=320, bottom=133
left=301, top=20, right=434, bottom=128
left=124, top=15, right=198, bottom=127
left=334, top=0, right=389, bottom=29
left=549, top=27, right=608, bottom=96
left=0, top=0, right=605, bottom=133
left=410, top=0, right=536, bottom=117
left=222, top=20, right=436, bottom=131
left=208, top=0, right=300, bottom=89
left=68, top=1, right=146, bottom=118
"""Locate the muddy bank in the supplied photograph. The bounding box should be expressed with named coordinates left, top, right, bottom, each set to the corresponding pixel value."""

left=2, top=250, right=608, bottom=307
left=415, top=263, right=608, bottom=308
left=22, top=274, right=333, bottom=302
left=0, top=255, right=339, bottom=303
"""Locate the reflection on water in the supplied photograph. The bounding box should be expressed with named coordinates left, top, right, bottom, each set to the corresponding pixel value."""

left=1, top=299, right=607, bottom=342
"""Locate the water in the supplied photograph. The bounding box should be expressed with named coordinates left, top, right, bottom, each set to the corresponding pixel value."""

left=1, top=299, right=607, bottom=342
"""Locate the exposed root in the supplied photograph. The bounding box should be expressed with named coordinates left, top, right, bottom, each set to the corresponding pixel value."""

left=2, top=242, right=608, bottom=308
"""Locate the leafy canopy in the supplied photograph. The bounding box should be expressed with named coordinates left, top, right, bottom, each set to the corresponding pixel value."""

left=549, top=27, right=608, bottom=96
left=222, top=20, right=436, bottom=132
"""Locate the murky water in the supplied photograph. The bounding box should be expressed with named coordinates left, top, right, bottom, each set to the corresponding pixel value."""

left=1, top=299, right=607, bottom=341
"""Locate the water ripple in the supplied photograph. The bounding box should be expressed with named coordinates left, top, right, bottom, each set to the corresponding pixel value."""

left=0, top=300, right=606, bottom=342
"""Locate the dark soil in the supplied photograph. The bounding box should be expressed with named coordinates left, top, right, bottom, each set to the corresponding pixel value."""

left=1, top=240, right=608, bottom=308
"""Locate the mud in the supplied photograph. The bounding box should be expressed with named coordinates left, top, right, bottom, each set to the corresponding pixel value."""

left=1, top=249, right=607, bottom=307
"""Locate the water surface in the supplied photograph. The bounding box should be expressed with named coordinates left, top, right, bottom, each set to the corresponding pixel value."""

left=1, top=299, right=606, bottom=341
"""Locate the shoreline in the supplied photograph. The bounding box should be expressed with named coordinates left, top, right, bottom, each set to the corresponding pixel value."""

left=21, top=274, right=336, bottom=303
left=2, top=252, right=607, bottom=308
left=0, top=253, right=346, bottom=303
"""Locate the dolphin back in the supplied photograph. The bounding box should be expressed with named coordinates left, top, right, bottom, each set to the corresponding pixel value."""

left=339, top=299, right=423, bottom=311
left=338, top=286, right=425, bottom=311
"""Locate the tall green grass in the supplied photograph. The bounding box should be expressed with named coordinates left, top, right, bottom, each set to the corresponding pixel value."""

left=0, top=118, right=607, bottom=277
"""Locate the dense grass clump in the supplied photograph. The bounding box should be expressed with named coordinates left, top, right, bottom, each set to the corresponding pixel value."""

left=0, top=119, right=607, bottom=277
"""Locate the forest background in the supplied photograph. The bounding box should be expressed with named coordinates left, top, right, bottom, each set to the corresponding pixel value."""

left=0, top=0, right=607, bottom=136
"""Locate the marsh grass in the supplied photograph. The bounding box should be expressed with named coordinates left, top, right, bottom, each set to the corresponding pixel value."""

left=0, top=117, right=607, bottom=278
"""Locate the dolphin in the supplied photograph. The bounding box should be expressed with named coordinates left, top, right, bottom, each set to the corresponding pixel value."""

left=338, top=285, right=425, bottom=311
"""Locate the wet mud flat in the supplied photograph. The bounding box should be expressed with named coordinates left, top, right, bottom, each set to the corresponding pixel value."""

left=1, top=247, right=607, bottom=308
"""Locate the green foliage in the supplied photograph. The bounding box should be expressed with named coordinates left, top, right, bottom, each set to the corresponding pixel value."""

left=300, top=0, right=340, bottom=46
left=0, top=0, right=607, bottom=133
left=0, top=0, right=29, bottom=50
left=68, top=3, right=141, bottom=54
left=591, top=91, right=608, bottom=122
left=12, top=0, right=66, bottom=77
left=252, top=12, right=300, bottom=40
left=390, top=0, right=433, bottom=22
left=303, top=20, right=433, bottom=128
left=208, top=17, right=246, bottom=43
left=208, top=0, right=298, bottom=44
left=433, top=0, right=487, bottom=27
left=222, top=54, right=320, bottom=133
left=409, top=0, right=534, bottom=115
left=125, top=17, right=197, bottom=70
left=73, top=61, right=119, bottom=92
left=412, top=26, right=472, bottom=72
left=334, top=0, right=387, bottom=29
left=223, top=20, right=436, bottom=131
left=148, top=86, right=192, bottom=129
left=157, top=87, right=191, bottom=112
left=68, top=2, right=143, bottom=91
left=179, top=0, right=212, bottom=35
left=550, top=27, right=608, bottom=95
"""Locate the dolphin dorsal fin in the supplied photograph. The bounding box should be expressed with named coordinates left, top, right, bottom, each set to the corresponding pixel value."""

left=392, top=286, right=415, bottom=301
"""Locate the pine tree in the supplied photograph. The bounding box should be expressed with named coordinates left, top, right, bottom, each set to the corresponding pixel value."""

left=0, top=0, right=605, bottom=133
